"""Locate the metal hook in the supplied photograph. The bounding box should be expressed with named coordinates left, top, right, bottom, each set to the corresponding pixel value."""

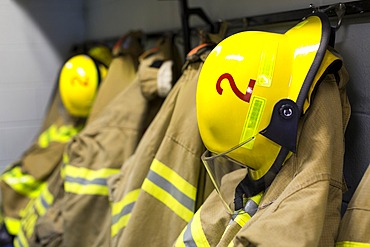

left=242, top=17, right=249, bottom=30
left=335, top=3, right=346, bottom=31
left=310, top=3, right=319, bottom=13
left=309, top=3, right=346, bottom=31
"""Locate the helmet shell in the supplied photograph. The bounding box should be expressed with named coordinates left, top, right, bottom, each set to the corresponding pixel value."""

left=59, top=54, right=104, bottom=117
left=197, top=14, right=330, bottom=179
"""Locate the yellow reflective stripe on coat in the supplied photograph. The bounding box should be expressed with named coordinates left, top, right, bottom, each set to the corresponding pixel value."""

left=19, top=198, right=36, bottom=239
left=64, top=165, right=119, bottom=195
left=250, top=191, right=263, bottom=205
left=336, top=241, right=370, bottom=247
left=4, top=217, right=20, bottom=236
left=175, top=206, right=210, bottom=247
left=14, top=227, right=29, bottom=247
left=60, top=153, right=69, bottom=180
left=175, top=228, right=186, bottom=247
left=142, top=159, right=196, bottom=222
left=111, top=189, right=140, bottom=237
left=33, top=183, right=54, bottom=216
left=225, top=192, right=264, bottom=246
left=1, top=166, right=44, bottom=198
left=233, top=213, right=251, bottom=228
left=17, top=183, right=54, bottom=239
left=38, top=124, right=83, bottom=148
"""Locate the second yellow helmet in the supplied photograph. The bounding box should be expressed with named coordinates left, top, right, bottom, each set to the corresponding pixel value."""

left=59, top=54, right=108, bottom=117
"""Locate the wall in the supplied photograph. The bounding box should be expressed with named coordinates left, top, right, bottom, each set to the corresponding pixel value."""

left=84, top=0, right=370, bottom=208
left=0, top=0, right=85, bottom=172
left=336, top=14, right=370, bottom=207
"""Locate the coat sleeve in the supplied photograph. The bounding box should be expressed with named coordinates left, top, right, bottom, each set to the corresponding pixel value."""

left=336, top=164, right=370, bottom=245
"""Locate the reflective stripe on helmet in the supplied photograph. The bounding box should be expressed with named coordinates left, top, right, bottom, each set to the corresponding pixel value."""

left=240, top=96, right=266, bottom=150
left=256, top=40, right=278, bottom=88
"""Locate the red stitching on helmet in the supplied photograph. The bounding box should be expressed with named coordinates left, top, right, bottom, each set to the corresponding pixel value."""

left=216, top=73, right=255, bottom=103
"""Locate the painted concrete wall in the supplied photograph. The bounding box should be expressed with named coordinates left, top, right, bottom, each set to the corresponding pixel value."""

left=84, top=1, right=370, bottom=207
left=0, top=0, right=85, bottom=172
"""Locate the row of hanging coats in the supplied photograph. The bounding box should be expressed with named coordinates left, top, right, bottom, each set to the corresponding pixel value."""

left=0, top=11, right=369, bottom=247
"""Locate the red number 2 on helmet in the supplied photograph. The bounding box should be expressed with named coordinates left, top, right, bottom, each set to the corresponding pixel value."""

left=71, top=76, right=89, bottom=87
left=216, top=73, right=256, bottom=103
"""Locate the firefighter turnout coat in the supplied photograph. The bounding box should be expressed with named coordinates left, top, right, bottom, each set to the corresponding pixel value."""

left=174, top=63, right=351, bottom=247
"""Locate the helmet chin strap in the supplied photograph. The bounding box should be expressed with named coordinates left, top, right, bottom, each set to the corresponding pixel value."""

left=234, top=147, right=290, bottom=211
left=234, top=182, right=246, bottom=211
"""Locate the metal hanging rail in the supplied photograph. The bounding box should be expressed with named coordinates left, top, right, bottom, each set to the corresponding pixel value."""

left=179, top=0, right=214, bottom=56
left=80, top=1, right=370, bottom=53
left=224, top=1, right=370, bottom=29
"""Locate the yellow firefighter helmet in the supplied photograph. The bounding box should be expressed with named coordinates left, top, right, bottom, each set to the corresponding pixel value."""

left=197, top=13, right=342, bottom=213
left=59, top=54, right=108, bottom=117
